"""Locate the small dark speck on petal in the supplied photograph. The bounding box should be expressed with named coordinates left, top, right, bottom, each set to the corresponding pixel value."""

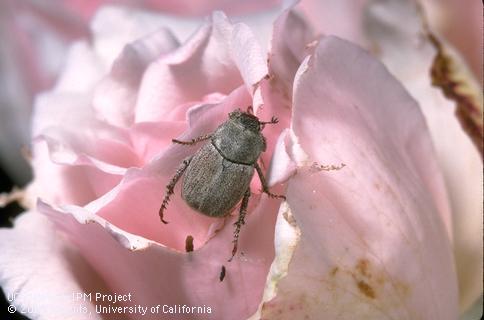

left=219, top=265, right=226, bottom=282
left=185, top=235, right=194, bottom=252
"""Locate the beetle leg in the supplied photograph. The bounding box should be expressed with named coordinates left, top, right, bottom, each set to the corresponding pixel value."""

left=172, top=134, right=212, bottom=145
left=159, top=156, right=193, bottom=224
left=259, top=116, right=279, bottom=126
left=255, top=162, right=286, bottom=200
left=259, top=116, right=279, bottom=130
left=228, top=188, right=251, bottom=262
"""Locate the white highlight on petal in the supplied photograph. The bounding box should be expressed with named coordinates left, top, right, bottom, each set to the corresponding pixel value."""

left=248, top=202, right=300, bottom=320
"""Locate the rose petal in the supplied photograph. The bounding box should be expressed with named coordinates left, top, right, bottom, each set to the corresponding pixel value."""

left=299, top=0, right=369, bottom=46
left=268, top=6, right=316, bottom=98
left=420, top=0, right=483, bottom=84
left=39, top=193, right=280, bottom=320
left=248, top=203, right=300, bottom=320
left=266, top=129, right=297, bottom=186
left=0, top=211, right=107, bottom=320
left=51, top=41, right=107, bottom=94
left=30, top=89, right=139, bottom=206
left=258, top=36, right=458, bottom=319
left=363, top=0, right=483, bottom=311
left=428, top=36, right=483, bottom=156
left=129, top=121, right=186, bottom=163
left=134, top=12, right=267, bottom=122
left=30, top=42, right=111, bottom=139
left=51, top=131, right=136, bottom=169
left=137, top=0, right=282, bottom=17
left=254, top=78, right=293, bottom=168
left=90, top=5, right=195, bottom=67
left=28, top=140, right=122, bottom=207
left=252, top=6, right=317, bottom=170
left=33, top=98, right=139, bottom=170
left=92, top=27, right=180, bottom=127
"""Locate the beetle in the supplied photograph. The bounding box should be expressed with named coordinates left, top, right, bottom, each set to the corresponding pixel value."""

left=159, top=107, right=285, bottom=261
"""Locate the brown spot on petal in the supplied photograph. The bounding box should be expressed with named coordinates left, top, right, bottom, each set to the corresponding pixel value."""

left=356, top=258, right=370, bottom=278
left=350, top=259, right=378, bottom=299
left=330, top=266, right=339, bottom=277
left=356, top=280, right=376, bottom=299
left=283, top=210, right=298, bottom=228
left=347, top=257, right=412, bottom=303
left=261, top=253, right=413, bottom=319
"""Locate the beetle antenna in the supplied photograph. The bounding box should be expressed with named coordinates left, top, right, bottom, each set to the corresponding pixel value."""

left=246, top=105, right=254, bottom=114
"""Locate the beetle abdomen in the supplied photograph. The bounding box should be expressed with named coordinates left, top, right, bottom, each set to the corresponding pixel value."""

left=181, top=143, right=254, bottom=217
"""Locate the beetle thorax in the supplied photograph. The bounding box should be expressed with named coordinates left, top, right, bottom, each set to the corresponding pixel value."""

left=211, top=116, right=266, bottom=165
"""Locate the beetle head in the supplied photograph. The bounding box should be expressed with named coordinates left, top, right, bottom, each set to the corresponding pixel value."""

left=229, top=109, right=261, bottom=132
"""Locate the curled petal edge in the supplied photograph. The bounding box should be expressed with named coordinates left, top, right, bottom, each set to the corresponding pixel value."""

left=427, top=32, right=483, bottom=158
left=38, top=199, right=161, bottom=252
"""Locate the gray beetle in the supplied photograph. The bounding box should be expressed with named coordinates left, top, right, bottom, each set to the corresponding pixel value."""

left=159, top=107, right=285, bottom=261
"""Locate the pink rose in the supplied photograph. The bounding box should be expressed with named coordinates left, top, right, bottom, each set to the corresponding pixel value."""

left=1, top=2, right=478, bottom=320
left=2, top=6, right=480, bottom=312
